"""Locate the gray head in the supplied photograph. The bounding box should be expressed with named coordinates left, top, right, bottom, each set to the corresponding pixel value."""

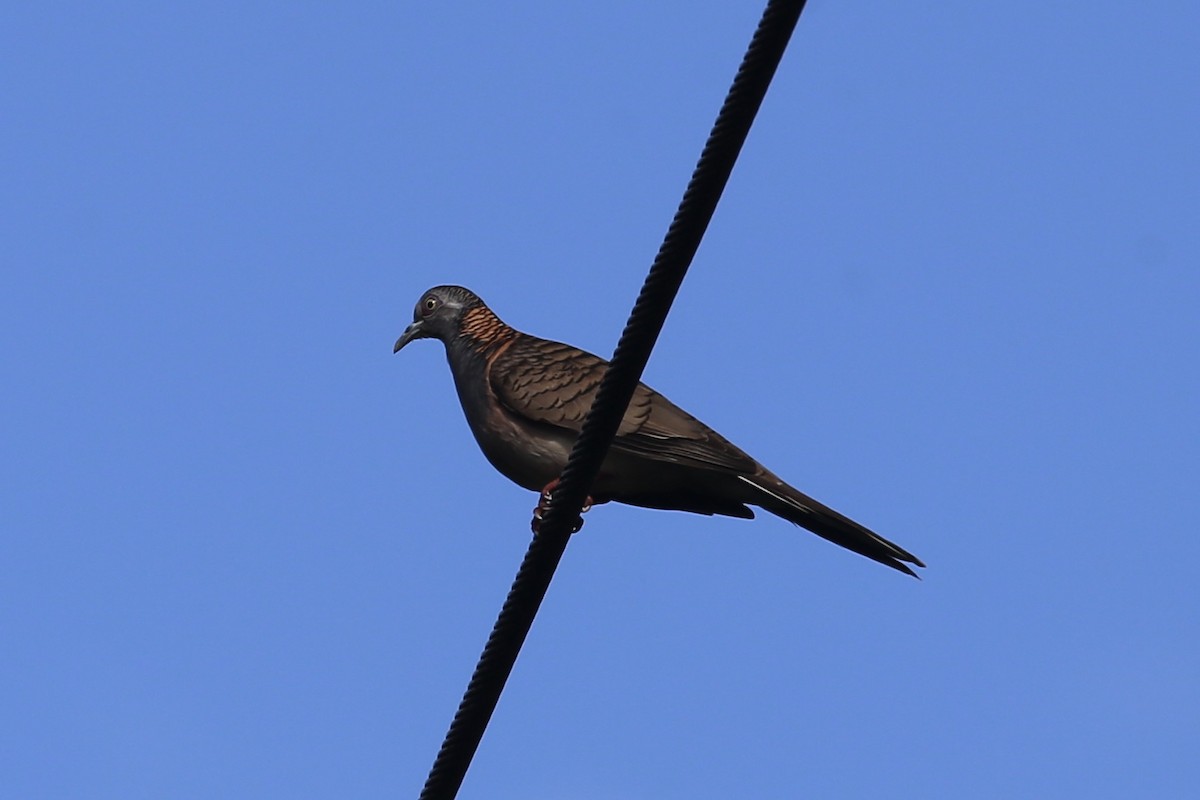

left=393, top=285, right=485, bottom=352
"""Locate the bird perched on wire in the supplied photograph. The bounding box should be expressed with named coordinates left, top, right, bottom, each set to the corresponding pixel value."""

left=393, top=285, right=924, bottom=577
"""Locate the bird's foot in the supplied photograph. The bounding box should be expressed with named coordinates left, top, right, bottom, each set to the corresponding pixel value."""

left=531, top=479, right=592, bottom=535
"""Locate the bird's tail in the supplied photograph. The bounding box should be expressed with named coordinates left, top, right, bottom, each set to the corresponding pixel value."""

left=739, top=474, right=924, bottom=577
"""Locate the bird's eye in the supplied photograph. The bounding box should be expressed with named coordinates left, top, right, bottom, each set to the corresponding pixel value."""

left=421, top=296, right=438, bottom=315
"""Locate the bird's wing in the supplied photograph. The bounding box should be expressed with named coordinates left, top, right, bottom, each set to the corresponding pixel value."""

left=491, top=337, right=756, bottom=473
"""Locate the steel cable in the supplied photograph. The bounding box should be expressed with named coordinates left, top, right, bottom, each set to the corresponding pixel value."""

left=419, top=2, right=808, bottom=796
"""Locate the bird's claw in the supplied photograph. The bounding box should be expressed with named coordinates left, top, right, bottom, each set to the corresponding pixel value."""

left=531, top=481, right=592, bottom=535
left=530, top=507, right=585, bottom=535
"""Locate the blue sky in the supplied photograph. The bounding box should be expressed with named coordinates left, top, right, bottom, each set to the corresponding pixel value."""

left=3, top=2, right=1198, bottom=797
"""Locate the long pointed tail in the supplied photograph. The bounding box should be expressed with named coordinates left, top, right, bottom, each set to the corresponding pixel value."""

left=739, top=474, right=925, bottom=577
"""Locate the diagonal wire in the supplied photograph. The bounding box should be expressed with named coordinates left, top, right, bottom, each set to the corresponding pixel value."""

left=419, top=2, right=808, bottom=797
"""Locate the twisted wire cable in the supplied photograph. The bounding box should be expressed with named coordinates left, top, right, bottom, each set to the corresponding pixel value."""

left=420, top=2, right=808, bottom=796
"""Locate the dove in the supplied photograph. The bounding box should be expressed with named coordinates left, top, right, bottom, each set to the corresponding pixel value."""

left=394, top=285, right=923, bottom=576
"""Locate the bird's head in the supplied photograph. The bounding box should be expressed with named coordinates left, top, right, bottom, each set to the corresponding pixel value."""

left=393, top=285, right=483, bottom=352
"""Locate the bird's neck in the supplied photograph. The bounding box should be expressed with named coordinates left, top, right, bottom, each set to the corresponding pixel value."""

left=453, top=304, right=515, bottom=357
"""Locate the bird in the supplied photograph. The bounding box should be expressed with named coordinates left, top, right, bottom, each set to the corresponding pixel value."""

left=393, top=285, right=924, bottom=577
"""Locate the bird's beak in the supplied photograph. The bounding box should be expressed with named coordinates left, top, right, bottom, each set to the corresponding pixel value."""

left=393, top=320, right=425, bottom=353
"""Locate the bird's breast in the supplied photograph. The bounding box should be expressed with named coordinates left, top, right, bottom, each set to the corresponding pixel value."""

left=449, top=357, right=569, bottom=492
